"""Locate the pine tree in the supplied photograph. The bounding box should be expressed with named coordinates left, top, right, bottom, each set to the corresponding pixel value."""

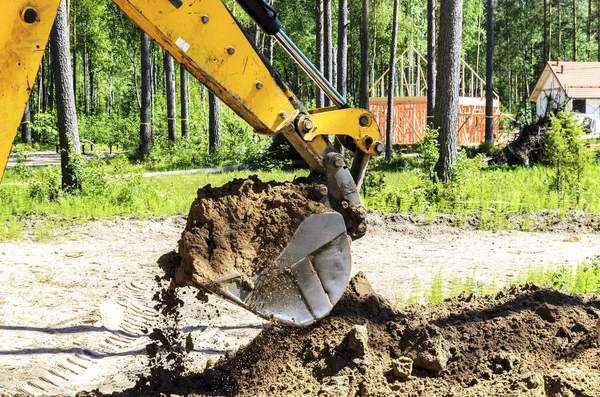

left=140, top=30, right=152, bottom=153
left=51, top=0, right=81, bottom=190
left=434, top=0, right=463, bottom=182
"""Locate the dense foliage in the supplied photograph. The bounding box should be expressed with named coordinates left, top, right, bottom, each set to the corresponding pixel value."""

left=544, top=111, right=591, bottom=202
left=19, top=0, right=597, bottom=164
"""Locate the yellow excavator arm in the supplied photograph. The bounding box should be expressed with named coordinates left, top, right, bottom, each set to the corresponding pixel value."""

left=0, top=1, right=61, bottom=180
left=0, top=0, right=383, bottom=325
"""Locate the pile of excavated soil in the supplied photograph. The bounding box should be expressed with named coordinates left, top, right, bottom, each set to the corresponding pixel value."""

left=165, top=175, right=331, bottom=286
left=72, top=176, right=600, bottom=397
left=81, top=273, right=600, bottom=397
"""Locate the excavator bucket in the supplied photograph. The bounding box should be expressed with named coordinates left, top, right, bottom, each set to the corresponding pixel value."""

left=199, top=212, right=351, bottom=326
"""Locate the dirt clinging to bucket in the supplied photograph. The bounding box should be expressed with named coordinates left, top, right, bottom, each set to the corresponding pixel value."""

left=168, top=175, right=331, bottom=287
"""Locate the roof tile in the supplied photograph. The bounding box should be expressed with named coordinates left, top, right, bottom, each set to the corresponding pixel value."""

left=547, top=61, right=600, bottom=99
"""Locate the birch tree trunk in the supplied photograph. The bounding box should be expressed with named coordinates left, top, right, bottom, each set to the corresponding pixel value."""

left=180, top=65, right=189, bottom=139
left=164, top=50, right=177, bottom=141
left=209, top=93, right=221, bottom=152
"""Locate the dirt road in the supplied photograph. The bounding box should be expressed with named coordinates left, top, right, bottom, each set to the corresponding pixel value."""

left=0, top=214, right=597, bottom=395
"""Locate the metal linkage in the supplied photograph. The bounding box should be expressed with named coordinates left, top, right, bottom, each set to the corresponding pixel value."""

left=274, top=30, right=349, bottom=109
left=235, top=0, right=348, bottom=108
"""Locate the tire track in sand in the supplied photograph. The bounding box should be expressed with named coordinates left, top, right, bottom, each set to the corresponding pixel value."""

left=15, top=281, right=157, bottom=396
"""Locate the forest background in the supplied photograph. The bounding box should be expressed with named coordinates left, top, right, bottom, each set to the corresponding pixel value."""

left=16, top=0, right=598, bottom=166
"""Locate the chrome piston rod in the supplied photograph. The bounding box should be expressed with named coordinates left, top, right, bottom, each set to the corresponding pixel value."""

left=274, top=30, right=349, bottom=109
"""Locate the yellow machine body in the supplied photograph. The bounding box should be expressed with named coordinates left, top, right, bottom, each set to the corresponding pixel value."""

left=0, top=0, right=61, bottom=182
left=303, top=108, right=382, bottom=156
left=0, top=0, right=383, bottom=326
left=1, top=0, right=383, bottom=181
left=114, top=0, right=298, bottom=134
left=113, top=0, right=383, bottom=172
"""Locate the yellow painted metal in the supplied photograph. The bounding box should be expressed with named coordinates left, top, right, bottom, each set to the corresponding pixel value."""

left=0, top=0, right=61, bottom=182
left=0, top=0, right=377, bottom=183
left=113, top=0, right=298, bottom=135
left=303, top=109, right=383, bottom=156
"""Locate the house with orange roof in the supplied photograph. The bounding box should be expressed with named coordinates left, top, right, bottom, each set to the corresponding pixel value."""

left=529, top=59, right=600, bottom=131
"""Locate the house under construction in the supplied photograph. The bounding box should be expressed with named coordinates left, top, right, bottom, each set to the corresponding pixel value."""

left=369, top=46, right=512, bottom=145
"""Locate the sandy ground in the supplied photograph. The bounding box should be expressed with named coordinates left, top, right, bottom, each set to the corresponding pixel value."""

left=7, top=152, right=64, bottom=168
left=6, top=152, right=116, bottom=169
left=0, top=214, right=598, bottom=395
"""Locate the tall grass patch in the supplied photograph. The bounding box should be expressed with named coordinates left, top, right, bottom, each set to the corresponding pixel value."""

left=0, top=161, right=309, bottom=240
left=402, top=256, right=600, bottom=307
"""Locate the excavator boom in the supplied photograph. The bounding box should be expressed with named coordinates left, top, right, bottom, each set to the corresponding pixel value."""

left=0, top=0, right=383, bottom=325
left=0, top=0, right=61, bottom=180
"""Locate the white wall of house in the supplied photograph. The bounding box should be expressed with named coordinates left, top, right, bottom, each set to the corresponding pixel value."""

left=568, top=99, right=600, bottom=131
left=535, top=74, right=600, bottom=130
left=535, top=74, right=565, bottom=119
left=572, top=98, right=600, bottom=118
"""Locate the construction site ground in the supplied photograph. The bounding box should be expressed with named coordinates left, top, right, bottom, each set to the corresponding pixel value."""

left=0, top=213, right=598, bottom=395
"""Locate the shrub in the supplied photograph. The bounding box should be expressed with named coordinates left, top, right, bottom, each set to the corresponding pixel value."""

left=10, top=149, right=32, bottom=181
left=79, top=113, right=138, bottom=149
left=544, top=111, right=591, bottom=204
left=28, top=167, right=62, bottom=202
left=417, top=126, right=440, bottom=177
left=31, top=113, right=58, bottom=146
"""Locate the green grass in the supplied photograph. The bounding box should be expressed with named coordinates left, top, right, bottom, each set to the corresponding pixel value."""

left=363, top=163, right=600, bottom=216
left=149, top=168, right=309, bottom=214
left=402, top=256, right=600, bottom=306
left=0, top=165, right=308, bottom=240
left=0, top=218, right=25, bottom=241
left=10, top=142, right=57, bottom=153
left=1, top=167, right=306, bottom=218
left=3, top=154, right=600, bottom=240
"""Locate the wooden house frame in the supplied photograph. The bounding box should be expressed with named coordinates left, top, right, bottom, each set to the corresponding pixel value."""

left=369, top=46, right=511, bottom=145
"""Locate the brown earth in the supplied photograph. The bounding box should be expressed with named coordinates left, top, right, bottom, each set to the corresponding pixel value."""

left=3, top=174, right=600, bottom=396
left=75, top=273, right=600, bottom=397
left=378, top=210, right=600, bottom=234
left=75, top=175, right=600, bottom=397
left=4, top=214, right=597, bottom=395
left=171, top=175, right=330, bottom=286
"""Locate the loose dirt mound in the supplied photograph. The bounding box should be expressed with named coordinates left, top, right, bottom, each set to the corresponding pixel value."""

left=167, top=175, right=330, bottom=286
left=72, top=176, right=600, bottom=397
left=81, top=273, right=600, bottom=397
